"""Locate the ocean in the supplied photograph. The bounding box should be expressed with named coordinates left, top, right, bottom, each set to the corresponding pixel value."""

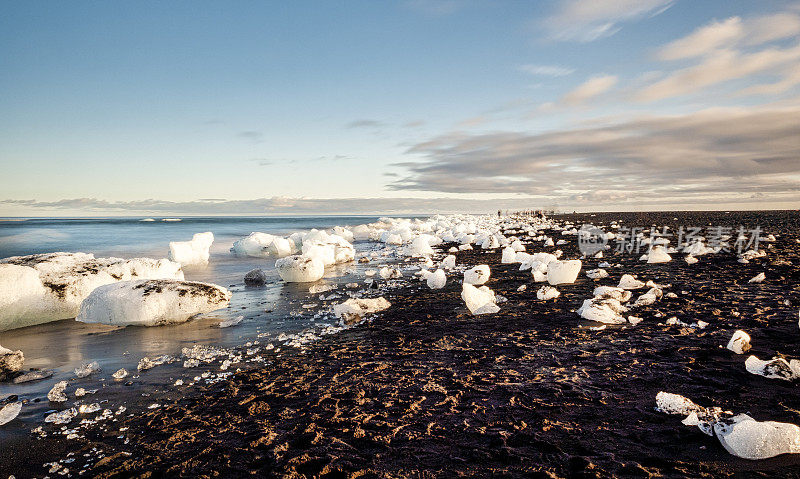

left=0, top=215, right=418, bottom=413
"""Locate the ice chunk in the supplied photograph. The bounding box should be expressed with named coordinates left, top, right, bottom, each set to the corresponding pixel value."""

left=536, top=285, right=560, bottom=301
left=646, top=246, right=672, bottom=263
left=463, top=265, right=490, bottom=285
left=0, top=345, right=24, bottom=381
left=618, top=274, right=645, bottom=290
left=76, top=279, right=231, bottom=326
left=577, top=298, right=627, bottom=324
left=501, top=247, right=517, bottom=264
left=748, top=273, right=766, bottom=284
left=461, top=284, right=498, bottom=315
left=219, top=315, right=244, bottom=328
left=112, top=368, right=128, bottom=379
left=727, top=330, right=751, bottom=354
left=0, top=253, right=184, bottom=331
left=137, top=355, right=173, bottom=371
left=74, top=361, right=100, bottom=378
left=585, top=268, right=608, bottom=280
left=425, top=269, right=446, bottom=290
left=441, top=255, right=456, bottom=270
left=333, top=297, right=391, bottom=324
left=13, top=369, right=53, bottom=384
left=168, top=232, right=213, bottom=266
left=48, top=381, right=68, bottom=402
left=45, top=408, right=77, bottom=425
left=744, top=355, right=800, bottom=381
left=276, top=255, right=325, bottom=283
left=633, top=287, right=662, bottom=307
left=685, top=255, right=698, bottom=265
left=547, top=260, right=581, bottom=285
left=715, top=414, right=800, bottom=460
left=593, top=286, right=632, bottom=302
left=405, top=236, right=435, bottom=257
left=655, top=391, right=704, bottom=416
left=267, top=237, right=294, bottom=258
left=230, top=232, right=275, bottom=258
left=379, top=267, right=403, bottom=279
left=0, top=401, right=22, bottom=426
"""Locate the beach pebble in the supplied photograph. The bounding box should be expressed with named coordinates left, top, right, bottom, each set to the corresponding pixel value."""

left=244, top=269, right=268, bottom=286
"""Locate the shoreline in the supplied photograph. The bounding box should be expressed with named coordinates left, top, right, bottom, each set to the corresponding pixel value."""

left=3, top=210, right=800, bottom=477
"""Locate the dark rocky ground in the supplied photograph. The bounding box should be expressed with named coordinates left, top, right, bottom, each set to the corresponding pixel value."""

left=3, top=210, right=800, bottom=478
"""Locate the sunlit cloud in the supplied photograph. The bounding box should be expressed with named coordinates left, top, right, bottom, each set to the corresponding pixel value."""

left=391, top=106, right=800, bottom=207
left=544, top=0, right=673, bottom=42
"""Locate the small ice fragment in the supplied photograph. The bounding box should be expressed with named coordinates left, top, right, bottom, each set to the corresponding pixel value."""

left=618, top=274, right=646, bottom=290
left=536, top=285, right=560, bottom=301
left=45, top=408, right=77, bottom=425
left=727, top=330, right=751, bottom=354
left=546, top=260, right=581, bottom=285
left=48, top=381, right=68, bottom=402
left=74, top=361, right=100, bottom=378
left=112, top=368, right=128, bottom=380
left=463, top=265, right=490, bottom=285
left=425, top=269, right=447, bottom=290
left=0, top=401, right=22, bottom=425
left=218, top=315, right=244, bottom=328
left=461, top=284, right=498, bottom=315
left=748, top=273, right=765, bottom=284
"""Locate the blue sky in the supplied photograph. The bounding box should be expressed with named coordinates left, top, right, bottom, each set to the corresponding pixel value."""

left=1, top=0, right=799, bottom=215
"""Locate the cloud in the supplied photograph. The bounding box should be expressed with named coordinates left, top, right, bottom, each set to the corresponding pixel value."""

left=346, top=119, right=385, bottom=129
left=657, top=13, right=800, bottom=61
left=237, top=131, right=264, bottom=143
left=519, top=64, right=575, bottom=77
left=562, top=75, right=618, bottom=104
left=738, top=66, right=800, bottom=96
left=390, top=106, right=800, bottom=206
left=544, top=0, right=673, bottom=42
left=638, top=10, right=800, bottom=102
left=657, top=16, right=744, bottom=61
left=0, top=196, right=561, bottom=215
left=637, top=43, right=800, bottom=102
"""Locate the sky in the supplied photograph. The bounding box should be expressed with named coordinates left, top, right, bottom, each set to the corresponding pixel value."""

left=1, top=0, right=799, bottom=216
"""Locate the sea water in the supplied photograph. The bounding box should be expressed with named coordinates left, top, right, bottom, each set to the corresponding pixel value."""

left=0, top=216, right=417, bottom=407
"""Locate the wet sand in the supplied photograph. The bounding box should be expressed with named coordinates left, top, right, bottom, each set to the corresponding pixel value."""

left=4, top=211, right=800, bottom=478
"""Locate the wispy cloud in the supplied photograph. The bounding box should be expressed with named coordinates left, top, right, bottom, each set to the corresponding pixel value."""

left=658, top=13, right=800, bottom=61
left=519, top=64, right=575, bottom=77
left=637, top=43, right=800, bottom=102
left=391, top=106, right=800, bottom=207
left=544, top=0, right=673, bottom=42
left=638, top=10, right=800, bottom=102
left=562, top=74, right=618, bottom=104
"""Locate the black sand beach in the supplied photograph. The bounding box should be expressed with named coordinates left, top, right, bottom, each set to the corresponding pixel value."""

left=3, top=211, right=800, bottom=478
